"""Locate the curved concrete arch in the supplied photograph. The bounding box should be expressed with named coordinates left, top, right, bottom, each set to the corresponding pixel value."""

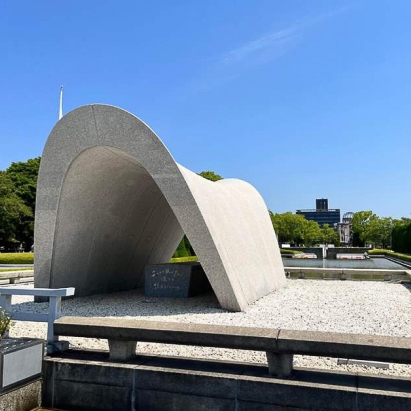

left=34, top=105, right=285, bottom=311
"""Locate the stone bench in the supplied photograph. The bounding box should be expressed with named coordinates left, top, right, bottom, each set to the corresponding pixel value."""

left=54, top=316, right=411, bottom=378
left=0, top=270, right=34, bottom=284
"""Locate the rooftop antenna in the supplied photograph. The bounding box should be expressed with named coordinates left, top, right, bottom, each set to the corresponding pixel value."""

left=59, top=85, right=63, bottom=120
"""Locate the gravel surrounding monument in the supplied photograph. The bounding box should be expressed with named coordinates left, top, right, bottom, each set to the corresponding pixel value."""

left=34, top=104, right=285, bottom=311
left=10, top=280, right=411, bottom=377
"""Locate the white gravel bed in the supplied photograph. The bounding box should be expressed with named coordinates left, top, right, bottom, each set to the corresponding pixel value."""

left=8, top=279, right=411, bottom=377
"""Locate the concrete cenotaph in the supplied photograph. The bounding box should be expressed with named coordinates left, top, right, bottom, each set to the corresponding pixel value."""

left=34, top=105, right=285, bottom=311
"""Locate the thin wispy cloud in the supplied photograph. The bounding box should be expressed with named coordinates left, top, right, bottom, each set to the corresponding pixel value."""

left=183, top=5, right=351, bottom=94
left=221, top=27, right=297, bottom=65
left=219, top=6, right=350, bottom=68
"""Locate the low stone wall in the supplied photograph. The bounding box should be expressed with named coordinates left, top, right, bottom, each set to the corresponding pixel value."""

left=43, top=350, right=411, bottom=411
left=0, top=379, right=41, bottom=411
left=327, top=247, right=370, bottom=259
left=284, top=247, right=323, bottom=259
left=284, top=267, right=410, bottom=282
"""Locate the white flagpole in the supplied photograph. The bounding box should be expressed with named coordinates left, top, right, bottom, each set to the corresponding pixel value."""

left=59, top=85, right=63, bottom=120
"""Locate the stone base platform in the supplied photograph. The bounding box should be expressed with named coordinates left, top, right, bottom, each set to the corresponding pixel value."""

left=43, top=349, right=411, bottom=411
left=0, top=379, right=41, bottom=411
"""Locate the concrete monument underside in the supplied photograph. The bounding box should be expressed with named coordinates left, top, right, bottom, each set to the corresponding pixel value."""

left=34, top=105, right=285, bottom=311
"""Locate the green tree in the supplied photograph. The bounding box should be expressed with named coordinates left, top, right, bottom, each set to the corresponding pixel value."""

left=271, top=212, right=342, bottom=246
left=392, top=219, right=411, bottom=253
left=363, top=216, right=393, bottom=248
left=352, top=211, right=396, bottom=248
left=302, top=220, right=322, bottom=246
left=3, top=158, right=41, bottom=250
left=352, top=211, right=373, bottom=246
left=198, top=171, right=223, bottom=182
left=321, top=223, right=339, bottom=245
left=6, top=157, right=41, bottom=213
left=173, top=170, right=223, bottom=258
left=0, top=173, right=32, bottom=249
left=270, top=212, right=316, bottom=245
left=173, top=235, right=194, bottom=258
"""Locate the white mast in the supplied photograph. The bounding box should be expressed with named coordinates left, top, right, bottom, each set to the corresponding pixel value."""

left=59, top=85, right=63, bottom=120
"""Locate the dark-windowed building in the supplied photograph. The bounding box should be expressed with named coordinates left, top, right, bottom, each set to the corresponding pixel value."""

left=297, top=199, right=340, bottom=227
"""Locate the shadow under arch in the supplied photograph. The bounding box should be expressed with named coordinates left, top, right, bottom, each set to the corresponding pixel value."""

left=51, top=145, right=185, bottom=297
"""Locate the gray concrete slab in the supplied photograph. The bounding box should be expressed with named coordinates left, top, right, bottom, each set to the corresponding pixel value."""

left=277, top=329, right=411, bottom=364
left=0, top=379, right=41, bottom=411
left=42, top=351, right=411, bottom=410
left=54, top=316, right=280, bottom=351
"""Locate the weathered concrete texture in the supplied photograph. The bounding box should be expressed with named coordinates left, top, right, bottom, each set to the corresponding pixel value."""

left=108, top=340, right=137, bottom=361
left=42, top=351, right=411, bottom=411
left=0, top=379, right=41, bottom=411
left=34, top=104, right=285, bottom=311
left=54, top=316, right=411, bottom=370
left=144, top=262, right=211, bottom=298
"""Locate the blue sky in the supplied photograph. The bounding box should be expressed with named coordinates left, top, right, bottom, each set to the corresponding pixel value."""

left=1, top=1, right=410, bottom=218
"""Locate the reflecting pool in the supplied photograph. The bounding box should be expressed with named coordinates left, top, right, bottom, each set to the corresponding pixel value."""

left=282, top=258, right=406, bottom=270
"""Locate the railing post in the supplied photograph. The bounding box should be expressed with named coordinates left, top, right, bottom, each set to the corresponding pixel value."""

left=266, top=352, right=293, bottom=378
left=48, top=296, right=61, bottom=343
left=108, top=340, right=137, bottom=361
left=0, top=294, right=12, bottom=313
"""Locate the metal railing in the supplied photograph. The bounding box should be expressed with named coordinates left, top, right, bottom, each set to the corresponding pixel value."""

left=0, top=287, right=75, bottom=352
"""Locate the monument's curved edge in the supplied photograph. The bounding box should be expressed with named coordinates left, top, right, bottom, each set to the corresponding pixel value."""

left=34, top=104, right=286, bottom=311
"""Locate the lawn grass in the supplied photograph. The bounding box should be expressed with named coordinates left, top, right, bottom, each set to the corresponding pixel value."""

left=170, top=256, right=198, bottom=263
left=0, top=268, right=33, bottom=272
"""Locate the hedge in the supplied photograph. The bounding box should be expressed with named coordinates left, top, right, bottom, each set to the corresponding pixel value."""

left=280, top=249, right=303, bottom=255
left=392, top=223, right=411, bottom=254
left=0, top=253, right=34, bottom=264
left=170, top=256, right=198, bottom=263
left=368, top=249, right=411, bottom=263
left=0, top=253, right=200, bottom=265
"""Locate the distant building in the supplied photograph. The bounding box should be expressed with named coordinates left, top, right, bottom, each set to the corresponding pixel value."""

left=296, top=199, right=340, bottom=227
left=316, top=198, right=328, bottom=210
left=337, top=212, right=354, bottom=246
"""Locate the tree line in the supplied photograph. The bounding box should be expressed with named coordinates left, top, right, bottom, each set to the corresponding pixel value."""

left=271, top=210, right=411, bottom=250
left=270, top=212, right=339, bottom=246
left=1, top=158, right=409, bottom=253
left=0, top=158, right=40, bottom=251
left=352, top=211, right=411, bottom=249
